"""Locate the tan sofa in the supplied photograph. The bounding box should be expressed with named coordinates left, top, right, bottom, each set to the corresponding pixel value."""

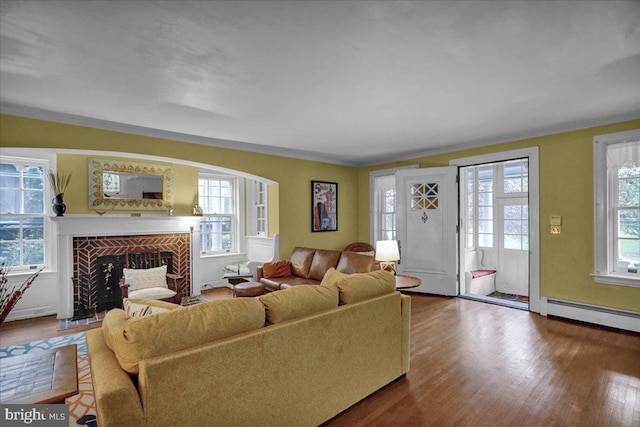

left=257, top=246, right=375, bottom=291
left=86, top=270, right=410, bottom=427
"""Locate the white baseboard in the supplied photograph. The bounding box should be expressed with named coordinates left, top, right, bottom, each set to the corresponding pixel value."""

left=5, top=307, right=57, bottom=323
left=540, top=297, right=640, bottom=333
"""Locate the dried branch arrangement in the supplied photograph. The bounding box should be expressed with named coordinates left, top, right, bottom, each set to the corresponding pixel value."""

left=0, top=263, right=44, bottom=327
left=48, top=171, right=72, bottom=195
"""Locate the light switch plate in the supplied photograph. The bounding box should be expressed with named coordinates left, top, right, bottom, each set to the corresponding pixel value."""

left=550, top=215, right=562, bottom=226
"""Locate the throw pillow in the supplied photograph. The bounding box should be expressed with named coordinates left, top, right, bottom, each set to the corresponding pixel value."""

left=123, top=265, right=167, bottom=291
left=262, top=260, right=292, bottom=278
left=123, top=298, right=173, bottom=318
left=259, top=285, right=338, bottom=324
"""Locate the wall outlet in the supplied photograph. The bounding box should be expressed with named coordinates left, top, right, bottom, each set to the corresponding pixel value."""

left=550, top=225, right=561, bottom=234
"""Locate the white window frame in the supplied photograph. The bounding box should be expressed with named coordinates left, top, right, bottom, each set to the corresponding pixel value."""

left=198, top=174, right=241, bottom=256
left=369, top=165, right=418, bottom=244
left=593, top=129, right=640, bottom=287
left=246, top=179, right=268, bottom=237
left=0, top=155, right=53, bottom=272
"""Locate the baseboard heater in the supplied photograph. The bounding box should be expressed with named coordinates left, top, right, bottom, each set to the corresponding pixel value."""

left=544, top=298, right=640, bottom=333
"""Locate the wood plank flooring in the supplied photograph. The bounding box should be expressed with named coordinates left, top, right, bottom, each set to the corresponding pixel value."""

left=324, top=293, right=640, bottom=427
left=1, top=289, right=638, bottom=426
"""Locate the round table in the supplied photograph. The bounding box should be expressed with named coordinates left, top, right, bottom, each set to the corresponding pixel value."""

left=395, top=274, right=421, bottom=290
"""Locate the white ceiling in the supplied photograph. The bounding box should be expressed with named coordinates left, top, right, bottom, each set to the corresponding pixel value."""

left=1, top=1, right=639, bottom=166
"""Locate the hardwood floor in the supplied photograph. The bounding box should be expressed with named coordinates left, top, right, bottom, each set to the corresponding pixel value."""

left=325, top=293, right=640, bottom=427
left=1, top=289, right=638, bottom=426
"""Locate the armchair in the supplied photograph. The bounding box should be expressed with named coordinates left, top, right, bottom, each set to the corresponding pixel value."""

left=119, top=249, right=183, bottom=303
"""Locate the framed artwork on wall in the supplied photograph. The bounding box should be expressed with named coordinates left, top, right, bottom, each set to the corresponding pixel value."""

left=311, top=180, right=338, bottom=232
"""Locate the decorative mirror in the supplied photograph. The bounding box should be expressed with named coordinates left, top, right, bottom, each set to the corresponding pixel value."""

left=89, top=158, right=174, bottom=210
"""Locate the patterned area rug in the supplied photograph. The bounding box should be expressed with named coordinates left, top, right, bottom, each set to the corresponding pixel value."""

left=0, top=332, right=98, bottom=426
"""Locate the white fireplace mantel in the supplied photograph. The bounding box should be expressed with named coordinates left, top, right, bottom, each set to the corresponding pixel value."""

left=52, top=214, right=202, bottom=236
left=53, top=214, right=202, bottom=318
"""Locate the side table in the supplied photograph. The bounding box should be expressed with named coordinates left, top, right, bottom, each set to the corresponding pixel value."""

left=223, top=272, right=253, bottom=285
left=395, top=274, right=421, bottom=290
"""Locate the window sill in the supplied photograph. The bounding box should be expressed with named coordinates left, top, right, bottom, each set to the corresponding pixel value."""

left=199, top=252, right=243, bottom=259
left=3, top=268, right=55, bottom=279
left=591, top=273, right=640, bottom=288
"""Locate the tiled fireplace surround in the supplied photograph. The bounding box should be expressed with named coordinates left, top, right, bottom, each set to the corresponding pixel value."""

left=53, top=215, right=202, bottom=319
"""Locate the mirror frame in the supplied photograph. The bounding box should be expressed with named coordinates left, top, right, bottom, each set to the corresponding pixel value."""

left=89, top=158, right=174, bottom=210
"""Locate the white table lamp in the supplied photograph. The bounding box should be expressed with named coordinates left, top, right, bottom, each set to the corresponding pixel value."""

left=375, top=240, right=400, bottom=275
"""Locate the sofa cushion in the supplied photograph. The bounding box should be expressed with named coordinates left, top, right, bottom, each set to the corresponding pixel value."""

left=335, top=270, right=396, bottom=304
left=123, top=265, right=167, bottom=291
left=262, top=260, right=292, bottom=278
left=259, top=285, right=339, bottom=325
left=320, top=267, right=348, bottom=287
left=261, top=275, right=315, bottom=291
left=289, top=247, right=316, bottom=278
left=128, top=287, right=177, bottom=300
left=336, top=251, right=374, bottom=274
left=106, top=298, right=265, bottom=374
left=308, top=249, right=342, bottom=281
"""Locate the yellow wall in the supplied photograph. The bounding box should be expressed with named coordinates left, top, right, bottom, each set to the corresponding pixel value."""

left=2, top=113, right=639, bottom=312
left=57, top=154, right=198, bottom=215
left=0, top=114, right=360, bottom=257
left=358, top=119, right=640, bottom=312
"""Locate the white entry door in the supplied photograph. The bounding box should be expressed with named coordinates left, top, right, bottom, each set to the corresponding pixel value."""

left=395, top=167, right=458, bottom=295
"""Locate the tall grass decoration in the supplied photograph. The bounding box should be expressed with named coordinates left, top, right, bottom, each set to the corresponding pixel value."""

left=0, top=263, right=44, bottom=327
left=48, top=171, right=72, bottom=196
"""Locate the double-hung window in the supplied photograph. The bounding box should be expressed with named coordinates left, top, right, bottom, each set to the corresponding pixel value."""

left=246, top=180, right=267, bottom=237
left=593, top=130, right=640, bottom=286
left=370, top=165, right=419, bottom=243
left=199, top=175, right=237, bottom=254
left=372, top=174, right=396, bottom=241
left=0, top=158, right=48, bottom=269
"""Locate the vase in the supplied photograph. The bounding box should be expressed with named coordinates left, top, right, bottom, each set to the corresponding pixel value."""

left=52, top=194, right=66, bottom=217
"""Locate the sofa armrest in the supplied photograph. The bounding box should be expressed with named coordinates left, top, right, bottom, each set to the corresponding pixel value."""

left=400, top=294, right=411, bottom=373
left=86, top=329, right=145, bottom=427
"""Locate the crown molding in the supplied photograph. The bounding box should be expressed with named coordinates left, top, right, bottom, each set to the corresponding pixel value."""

left=0, top=102, right=362, bottom=166
left=2, top=101, right=638, bottom=168
left=380, top=111, right=640, bottom=166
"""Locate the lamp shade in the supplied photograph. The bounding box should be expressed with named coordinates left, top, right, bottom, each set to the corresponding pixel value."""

left=375, top=240, right=400, bottom=262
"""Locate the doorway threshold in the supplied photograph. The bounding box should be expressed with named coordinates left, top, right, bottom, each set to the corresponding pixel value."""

left=460, top=293, right=529, bottom=311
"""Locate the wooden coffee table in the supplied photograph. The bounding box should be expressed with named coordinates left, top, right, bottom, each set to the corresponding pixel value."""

left=0, top=344, right=78, bottom=404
